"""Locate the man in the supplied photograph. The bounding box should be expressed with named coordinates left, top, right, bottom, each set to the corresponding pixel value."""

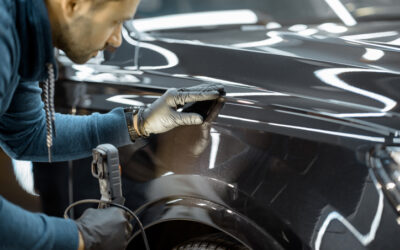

left=0, top=0, right=222, bottom=249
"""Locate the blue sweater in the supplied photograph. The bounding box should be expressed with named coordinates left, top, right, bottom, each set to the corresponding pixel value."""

left=0, top=0, right=132, bottom=249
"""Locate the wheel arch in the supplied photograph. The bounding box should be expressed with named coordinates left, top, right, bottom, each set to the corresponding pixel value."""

left=127, top=196, right=285, bottom=250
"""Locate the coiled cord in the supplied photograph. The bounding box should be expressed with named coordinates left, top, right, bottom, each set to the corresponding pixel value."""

left=43, top=63, right=55, bottom=162
left=64, top=199, right=150, bottom=250
left=47, top=64, right=56, bottom=138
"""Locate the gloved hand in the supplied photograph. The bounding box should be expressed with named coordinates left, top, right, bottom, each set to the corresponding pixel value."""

left=75, top=207, right=132, bottom=250
left=137, top=83, right=224, bottom=137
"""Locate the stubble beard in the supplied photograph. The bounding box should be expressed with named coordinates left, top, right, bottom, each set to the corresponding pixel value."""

left=56, top=19, right=94, bottom=64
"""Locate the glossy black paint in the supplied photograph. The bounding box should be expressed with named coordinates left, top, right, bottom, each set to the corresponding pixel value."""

left=37, top=14, right=400, bottom=250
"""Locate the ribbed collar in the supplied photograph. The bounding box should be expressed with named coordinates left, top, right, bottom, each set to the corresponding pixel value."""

left=15, top=0, right=57, bottom=82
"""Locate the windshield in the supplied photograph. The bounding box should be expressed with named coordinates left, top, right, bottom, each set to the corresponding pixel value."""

left=136, top=0, right=400, bottom=25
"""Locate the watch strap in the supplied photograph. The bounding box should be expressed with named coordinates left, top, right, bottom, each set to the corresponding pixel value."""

left=124, top=107, right=141, bottom=141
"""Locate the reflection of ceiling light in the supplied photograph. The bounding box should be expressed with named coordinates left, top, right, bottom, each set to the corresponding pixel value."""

left=288, top=24, right=308, bottom=32
left=386, top=182, right=396, bottom=190
left=266, top=22, right=282, bottom=29
left=332, top=112, right=386, bottom=118
left=193, top=76, right=253, bottom=89
left=162, top=171, right=174, bottom=176
left=72, top=65, right=95, bottom=75
left=268, top=122, right=384, bottom=142
left=318, top=23, right=348, bottom=33
left=233, top=31, right=283, bottom=48
left=237, top=100, right=255, bottom=105
left=314, top=68, right=397, bottom=112
left=362, top=48, right=385, bottom=61
left=106, top=95, right=145, bottom=106
left=226, top=92, right=289, bottom=97
left=132, top=9, right=258, bottom=32
left=342, top=31, right=398, bottom=41
left=315, top=188, right=384, bottom=250
left=172, top=74, right=190, bottom=78
left=122, top=28, right=179, bottom=70
left=390, top=151, right=400, bottom=166
left=209, top=128, right=220, bottom=170
left=387, top=38, right=400, bottom=46
left=324, top=0, right=357, bottom=26
left=219, top=114, right=260, bottom=124
left=166, top=198, right=182, bottom=204
left=298, top=29, right=318, bottom=36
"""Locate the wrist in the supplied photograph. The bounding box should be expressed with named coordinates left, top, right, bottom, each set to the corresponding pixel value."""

left=133, top=113, right=142, bottom=137
left=124, top=107, right=141, bottom=141
left=78, top=231, right=85, bottom=250
left=136, top=107, right=149, bottom=137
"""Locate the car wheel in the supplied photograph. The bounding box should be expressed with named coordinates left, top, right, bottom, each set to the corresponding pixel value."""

left=172, top=233, right=248, bottom=250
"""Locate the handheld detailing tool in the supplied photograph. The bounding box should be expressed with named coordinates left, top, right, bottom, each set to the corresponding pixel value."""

left=64, top=144, right=151, bottom=250
left=91, top=144, right=125, bottom=208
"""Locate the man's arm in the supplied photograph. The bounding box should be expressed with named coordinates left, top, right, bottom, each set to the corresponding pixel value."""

left=0, top=80, right=132, bottom=162
left=0, top=196, right=79, bottom=250
left=0, top=195, right=132, bottom=250
left=0, top=1, right=20, bottom=116
left=0, top=5, right=81, bottom=249
left=0, top=80, right=223, bottom=162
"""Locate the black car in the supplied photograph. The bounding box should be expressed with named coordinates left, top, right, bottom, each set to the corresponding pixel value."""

left=31, top=0, right=400, bottom=249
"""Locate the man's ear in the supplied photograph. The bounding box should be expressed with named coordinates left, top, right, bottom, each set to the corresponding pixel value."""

left=60, top=0, right=91, bottom=20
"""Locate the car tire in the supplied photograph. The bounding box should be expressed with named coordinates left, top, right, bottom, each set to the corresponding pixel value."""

left=172, top=233, right=248, bottom=250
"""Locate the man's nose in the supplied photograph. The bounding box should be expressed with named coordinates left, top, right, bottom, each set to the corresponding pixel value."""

left=106, top=25, right=123, bottom=48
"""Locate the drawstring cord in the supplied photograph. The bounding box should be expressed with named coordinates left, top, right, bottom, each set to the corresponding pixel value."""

left=44, top=63, right=56, bottom=162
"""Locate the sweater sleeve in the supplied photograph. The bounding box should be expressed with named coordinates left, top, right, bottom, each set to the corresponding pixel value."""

left=0, top=80, right=133, bottom=162
left=0, top=195, right=78, bottom=250
left=0, top=1, right=21, bottom=118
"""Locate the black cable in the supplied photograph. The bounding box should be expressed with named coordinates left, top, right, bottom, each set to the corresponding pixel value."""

left=64, top=199, right=150, bottom=250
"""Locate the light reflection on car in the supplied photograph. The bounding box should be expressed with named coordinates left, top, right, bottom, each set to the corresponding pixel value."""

left=29, top=1, right=400, bottom=249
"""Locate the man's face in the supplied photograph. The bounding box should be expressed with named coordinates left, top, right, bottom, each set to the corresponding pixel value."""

left=57, top=0, right=139, bottom=64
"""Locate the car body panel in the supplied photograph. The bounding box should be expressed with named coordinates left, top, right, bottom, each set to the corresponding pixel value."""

left=45, top=12, right=400, bottom=250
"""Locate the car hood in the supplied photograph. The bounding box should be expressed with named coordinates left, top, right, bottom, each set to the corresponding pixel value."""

left=140, top=19, right=400, bottom=70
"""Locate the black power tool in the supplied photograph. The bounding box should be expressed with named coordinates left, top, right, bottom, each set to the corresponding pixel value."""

left=91, top=144, right=125, bottom=208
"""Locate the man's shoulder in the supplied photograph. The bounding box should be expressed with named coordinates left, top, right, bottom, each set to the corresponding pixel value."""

left=0, top=0, right=17, bottom=44
left=0, top=0, right=19, bottom=63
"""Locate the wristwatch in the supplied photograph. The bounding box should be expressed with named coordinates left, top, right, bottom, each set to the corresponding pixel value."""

left=124, top=106, right=141, bottom=141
